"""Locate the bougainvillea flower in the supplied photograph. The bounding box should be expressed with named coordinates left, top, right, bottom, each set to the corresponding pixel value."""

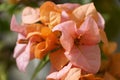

left=10, top=1, right=107, bottom=79
left=53, top=17, right=101, bottom=73
left=11, top=15, right=44, bottom=36
left=22, top=7, right=40, bottom=24
left=72, top=3, right=105, bottom=29
left=11, top=15, right=26, bottom=35
left=11, top=15, right=64, bottom=72
left=57, top=3, right=80, bottom=12
left=28, top=29, right=69, bottom=70
left=47, top=63, right=72, bottom=80
left=39, top=1, right=61, bottom=25
left=25, top=23, right=45, bottom=36
left=65, top=45, right=100, bottom=73
left=27, top=27, right=60, bottom=58
left=13, top=34, right=27, bottom=58
left=64, top=67, right=81, bottom=80
left=49, top=48, right=68, bottom=70
left=57, top=3, right=80, bottom=25
left=11, top=15, right=63, bottom=71
left=11, top=16, right=33, bottom=71
left=16, top=40, right=31, bottom=72
left=12, top=33, right=31, bottom=72
left=47, top=63, right=81, bottom=80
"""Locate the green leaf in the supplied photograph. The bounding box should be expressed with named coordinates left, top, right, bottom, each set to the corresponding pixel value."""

left=31, top=55, right=49, bottom=80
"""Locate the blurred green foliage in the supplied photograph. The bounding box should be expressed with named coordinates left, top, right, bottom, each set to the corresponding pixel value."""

left=0, top=0, right=120, bottom=80
left=0, top=63, right=7, bottom=80
left=93, top=0, right=120, bottom=40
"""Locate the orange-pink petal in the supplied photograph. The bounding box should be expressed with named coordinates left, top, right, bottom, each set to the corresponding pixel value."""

left=77, top=16, right=100, bottom=45
left=52, top=20, right=77, bottom=51
left=64, top=68, right=81, bottom=80
left=49, top=49, right=68, bottom=70
left=46, top=63, right=72, bottom=80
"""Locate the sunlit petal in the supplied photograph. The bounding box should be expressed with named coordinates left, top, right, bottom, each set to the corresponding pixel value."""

left=22, top=7, right=40, bottom=24
left=46, top=63, right=72, bottom=80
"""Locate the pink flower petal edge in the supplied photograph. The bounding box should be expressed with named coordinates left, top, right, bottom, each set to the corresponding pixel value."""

left=64, top=68, right=81, bottom=80
left=61, top=11, right=70, bottom=22
left=10, top=15, right=26, bottom=35
left=97, top=12, right=105, bottom=29
left=46, top=63, right=72, bottom=80
left=13, top=34, right=27, bottom=58
left=16, top=41, right=31, bottom=72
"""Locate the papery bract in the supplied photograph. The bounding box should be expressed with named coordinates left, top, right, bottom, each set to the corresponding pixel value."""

left=11, top=16, right=31, bottom=71
left=11, top=15, right=26, bottom=35
left=53, top=20, right=77, bottom=52
left=64, top=67, right=81, bottom=80
left=47, top=63, right=72, bottom=80
left=13, top=33, right=32, bottom=72
left=22, top=7, right=40, bottom=24
left=10, top=1, right=107, bottom=79
left=72, top=3, right=105, bottom=29
left=49, top=49, right=68, bottom=70
left=65, top=45, right=100, bottom=73
left=57, top=3, right=80, bottom=12
left=39, top=1, right=61, bottom=25
left=26, top=27, right=59, bottom=59
left=77, top=16, right=100, bottom=45
left=16, top=41, right=31, bottom=72
left=13, top=34, right=27, bottom=58
left=53, top=19, right=101, bottom=73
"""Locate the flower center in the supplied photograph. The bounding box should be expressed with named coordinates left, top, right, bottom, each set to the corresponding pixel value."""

left=74, top=38, right=80, bottom=45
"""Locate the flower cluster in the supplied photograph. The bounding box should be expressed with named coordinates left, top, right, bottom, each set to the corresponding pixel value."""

left=10, top=1, right=107, bottom=80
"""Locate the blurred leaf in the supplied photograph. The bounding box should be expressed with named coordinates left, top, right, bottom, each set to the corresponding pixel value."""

left=0, top=63, right=7, bottom=80
left=102, top=13, right=110, bottom=22
left=93, top=0, right=120, bottom=40
left=31, top=55, right=49, bottom=80
left=0, top=41, right=4, bottom=51
left=0, top=3, right=15, bottom=12
left=0, top=19, right=9, bottom=32
left=57, top=0, right=92, bottom=4
left=0, top=2, right=23, bottom=15
left=69, top=0, right=92, bottom=4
